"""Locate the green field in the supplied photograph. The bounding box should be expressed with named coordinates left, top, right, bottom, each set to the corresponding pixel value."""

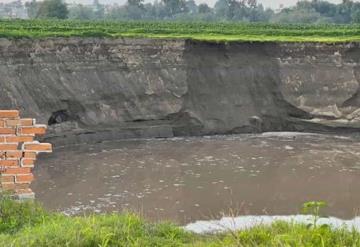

left=1, top=19, right=360, bottom=42
left=0, top=197, right=359, bottom=246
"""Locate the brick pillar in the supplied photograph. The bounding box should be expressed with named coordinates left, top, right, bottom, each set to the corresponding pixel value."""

left=0, top=110, right=52, bottom=199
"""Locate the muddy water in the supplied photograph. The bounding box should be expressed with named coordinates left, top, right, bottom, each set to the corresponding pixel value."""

left=32, top=133, right=360, bottom=224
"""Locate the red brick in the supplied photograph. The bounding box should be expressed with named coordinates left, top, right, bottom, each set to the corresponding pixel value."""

left=14, top=183, right=29, bottom=190
left=19, top=126, right=47, bottom=135
left=0, top=160, right=19, bottom=167
left=0, top=128, right=16, bottom=135
left=1, top=183, right=30, bottom=191
left=2, top=167, right=31, bottom=175
left=21, top=159, right=35, bottom=167
left=0, top=110, right=19, bottom=119
left=5, top=151, right=23, bottom=159
left=0, top=144, right=18, bottom=151
left=0, top=111, right=52, bottom=196
left=20, top=119, right=34, bottom=126
left=5, top=136, right=34, bottom=143
left=1, top=180, right=30, bottom=191
left=1, top=183, right=15, bottom=190
left=5, top=119, right=21, bottom=127
left=5, top=119, right=34, bottom=127
left=15, top=174, right=34, bottom=184
left=0, top=175, right=14, bottom=183
left=23, top=152, right=37, bottom=159
left=23, top=143, right=52, bottom=152
left=15, top=188, right=34, bottom=195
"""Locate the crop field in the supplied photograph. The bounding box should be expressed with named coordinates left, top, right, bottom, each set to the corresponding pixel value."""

left=1, top=19, right=360, bottom=42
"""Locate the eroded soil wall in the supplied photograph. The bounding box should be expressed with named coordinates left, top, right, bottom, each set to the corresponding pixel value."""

left=0, top=38, right=359, bottom=144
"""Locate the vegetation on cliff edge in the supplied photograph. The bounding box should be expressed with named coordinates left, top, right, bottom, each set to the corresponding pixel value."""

left=0, top=196, right=360, bottom=246
left=1, top=19, right=360, bottom=42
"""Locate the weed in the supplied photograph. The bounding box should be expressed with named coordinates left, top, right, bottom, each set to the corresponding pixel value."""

left=0, top=196, right=359, bottom=246
left=301, top=201, right=327, bottom=228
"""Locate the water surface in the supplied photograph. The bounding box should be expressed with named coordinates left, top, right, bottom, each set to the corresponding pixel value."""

left=32, top=132, right=360, bottom=224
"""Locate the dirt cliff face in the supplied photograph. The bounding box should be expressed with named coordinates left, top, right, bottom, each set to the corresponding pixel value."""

left=0, top=38, right=359, bottom=144
left=276, top=42, right=360, bottom=129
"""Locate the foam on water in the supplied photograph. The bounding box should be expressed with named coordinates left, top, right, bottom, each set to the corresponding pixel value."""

left=185, top=215, right=360, bottom=234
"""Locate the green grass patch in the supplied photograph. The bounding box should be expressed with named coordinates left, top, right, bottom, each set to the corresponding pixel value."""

left=1, top=19, right=360, bottom=42
left=0, top=196, right=360, bottom=246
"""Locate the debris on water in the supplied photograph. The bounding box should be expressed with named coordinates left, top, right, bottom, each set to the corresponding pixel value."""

left=284, top=145, right=294, bottom=150
left=185, top=215, right=360, bottom=234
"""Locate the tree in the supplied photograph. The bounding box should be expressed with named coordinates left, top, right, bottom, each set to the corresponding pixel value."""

left=186, top=0, right=197, bottom=14
left=214, top=0, right=260, bottom=21
left=105, top=4, right=127, bottom=20
left=214, top=0, right=236, bottom=19
left=25, top=0, right=40, bottom=19
left=311, top=0, right=337, bottom=17
left=352, top=7, right=360, bottom=23
left=128, top=0, right=144, bottom=8
left=126, top=5, right=145, bottom=19
left=37, top=0, right=68, bottom=19
left=245, top=0, right=257, bottom=8
left=68, top=4, right=94, bottom=20
left=198, top=3, right=211, bottom=13
left=335, top=0, right=353, bottom=23
left=93, top=0, right=104, bottom=19
left=162, top=0, right=187, bottom=17
left=144, top=0, right=167, bottom=19
left=350, top=2, right=360, bottom=22
left=246, top=4, right=273, bottom=22
left=272, top=7, right=322, bottom=23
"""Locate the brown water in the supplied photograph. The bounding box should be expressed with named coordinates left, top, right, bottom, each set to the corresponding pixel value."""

left=32, top=132, right=360, bottom=224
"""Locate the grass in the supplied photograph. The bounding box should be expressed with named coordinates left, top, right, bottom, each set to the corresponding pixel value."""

left=1, top=19, right=360, bottom=42
left=0, top=196, right=360, bottom=246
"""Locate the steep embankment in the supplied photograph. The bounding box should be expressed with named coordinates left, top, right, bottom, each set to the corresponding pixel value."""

left=0, top=38, right=359, bottom=144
